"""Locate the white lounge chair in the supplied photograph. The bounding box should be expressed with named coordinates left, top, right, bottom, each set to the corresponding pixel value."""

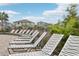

left=10, top=34, right=63, bottom=56
left=14, top=30, right=38, bottom=41
left=8, top=32, right=47, bottom=54
left=14, top=29, right=19, bottom=34
left=19, top=29, right=31, bottom=38
left=28, top=30, right=34, bottom=35
left=15, top=29, right=24, bottom=35
left=18, top=29, right=24, bottom=34
left=10, top=29, right=15, bottom=33
left=21, top=30, right=34, bottom=37
left=9, top=31, right=39, bottom=44
left=25, top=29, right=30, bottom=34
left=59, top=35, right=79, bottom=56
left=21, top=30, right=27, bottom=34
left=21, top=29, right=33, bottom=36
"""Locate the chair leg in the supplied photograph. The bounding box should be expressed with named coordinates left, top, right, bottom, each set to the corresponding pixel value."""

left=27, top=48, right=31, bottom=52
left=7, top=48, right=11, bottom=54
left=8, top=48, right=14, bottom=54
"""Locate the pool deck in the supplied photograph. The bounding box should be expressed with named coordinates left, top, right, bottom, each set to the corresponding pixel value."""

left=0, top=35, right=18, bottom=56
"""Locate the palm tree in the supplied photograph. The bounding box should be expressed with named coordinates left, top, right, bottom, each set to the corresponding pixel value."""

left=0, top=12, right=9, bottom=31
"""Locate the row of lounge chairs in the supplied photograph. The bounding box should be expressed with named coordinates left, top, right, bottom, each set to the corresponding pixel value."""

left=8, top=29, right=79, bottom=56
left=10, top=29, right=31, bottom=35
left=8, top=30, right=47, bottom=54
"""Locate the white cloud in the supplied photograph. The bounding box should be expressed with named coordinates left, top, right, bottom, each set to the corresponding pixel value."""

left=39, top=4, right=70, bottom=24
left=0, top=3, right=11, bottom=6
left=43, top=4, right=69, bottom=17
left=22, top=16, right=46, bottom=24
left=22, top=16, right=60, bottom=24
left=0, top=3, right=15, bottom=6
left=77, top=5, right=79, bottom=16
left=0, top=10, right=20, bottom=14
left=22, top=4, right=71, bottom=24
left=21, top=4, right=69, bottom=24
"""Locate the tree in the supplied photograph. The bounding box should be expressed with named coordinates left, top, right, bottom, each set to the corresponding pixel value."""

left=48, top=4, right=78, bottom=35
left=63, top=4, right=77, bottom=26
left=63, top=4, right=78, bottom=35
left=47, top=4, right=78, bottom=55
left=0, top=12, right=9, bottom=31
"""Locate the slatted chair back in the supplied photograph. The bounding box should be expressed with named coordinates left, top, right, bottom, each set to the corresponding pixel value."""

left=10, top=29, right=15, bottom=33
left=25, top=30, right=30, bottom=34
left=34, top=32, right=47, bottom=47
left=31, top=30, right=38, bottom=37
left=42, top=34, right=64, bottom=55
left=18, top=29, right=24, bottom=34
left=14, top=29, right=19, bottom=34
left=59, top=35, right=79, bottom=56
left=29, top=30, right=34, bottom=35
left=29, top=31, right=39, bottom=42
left=22, top=30, right=27, bottom=34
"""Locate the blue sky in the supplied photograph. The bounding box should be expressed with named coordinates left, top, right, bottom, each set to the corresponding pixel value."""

left=0, top=3, right=79, bottom=24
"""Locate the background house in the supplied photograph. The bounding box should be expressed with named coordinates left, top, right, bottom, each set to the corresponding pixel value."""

left=37, top=21, right=51, bottom=31
left=13, top=19, right=35, bottom=29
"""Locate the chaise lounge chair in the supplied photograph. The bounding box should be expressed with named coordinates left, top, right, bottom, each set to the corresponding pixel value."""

left=10, top=29, right=15, bottom=33
left=8, top=32, right=47, bottom=54
left=10, top=34, right=63, bottom=56
left=14, top=30, right=39, bottom=41
left=59, top=35, right=79, bottom=56
left=9, top=31, right=39, bottom=44
left=28, top=30, right=34, bottom=35
left=14, top=29, right=19, bottom=34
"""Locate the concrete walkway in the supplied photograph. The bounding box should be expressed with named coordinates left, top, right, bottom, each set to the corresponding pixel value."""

left=0, top=35, right=18, bottom=56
